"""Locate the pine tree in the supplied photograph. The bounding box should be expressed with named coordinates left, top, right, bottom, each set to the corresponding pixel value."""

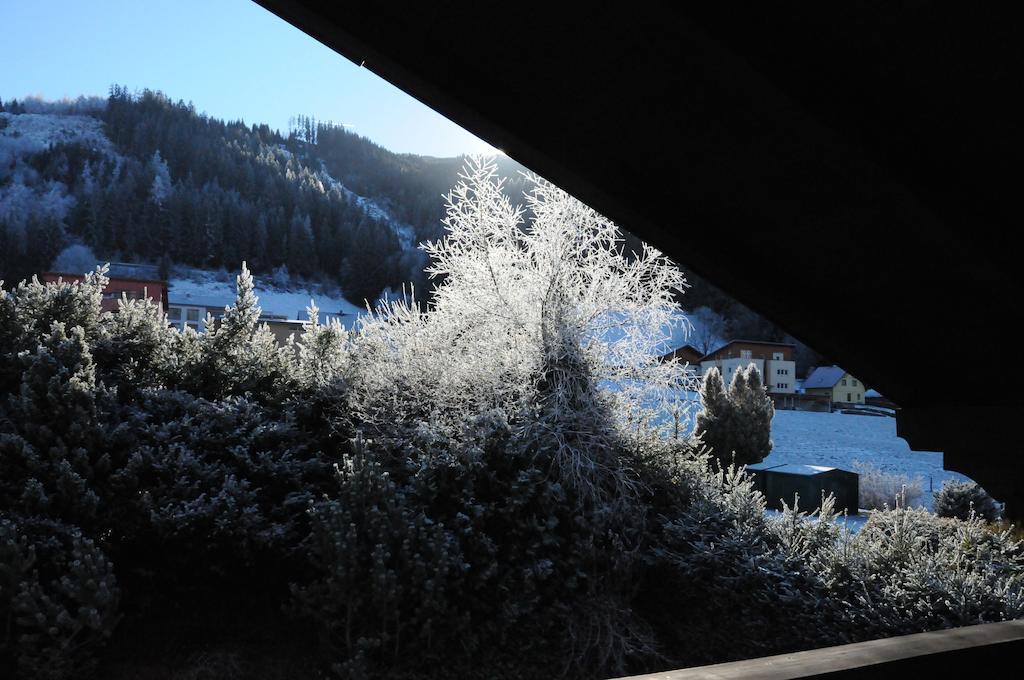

left=286, top=211, right=316, bottom=277
left=730, top=362, right=774, bottom=465
left=292, top=301, right=348, bottom=390
left=180, top=262, right=287, bottom=400
left=695, top=363, right=773, bottom=468
left=695, top=366, right=732, bottom=465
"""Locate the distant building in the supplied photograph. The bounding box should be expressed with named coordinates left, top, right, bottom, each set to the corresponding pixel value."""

left=261, top=318, right=309, bottom=345
left=658, top=343, right=703, bottom=366
left=41, top=270, right=168, bottom=314
left=804, top=366, right=865, bottom=405
left=40, top=263, right=340, bottom=345
left=864, top=388, right=898, bottom=409
left=699, top=340, right=797, bottom=394
left=165, top=292, right=302, bottom=341
left=166, top=290, right=345, bottom=344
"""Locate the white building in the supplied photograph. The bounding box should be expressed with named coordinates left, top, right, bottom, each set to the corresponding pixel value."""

left=699, top=340, right=797, bottom=394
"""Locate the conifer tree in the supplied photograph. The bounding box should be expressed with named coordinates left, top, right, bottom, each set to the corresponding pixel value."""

left=185, top=262, right=287, bottom=400
left=292, top=301, right=347, bottom=390
left=731, top=362, right=774, bottom=464
left=695, top=363, right=773, bottom=468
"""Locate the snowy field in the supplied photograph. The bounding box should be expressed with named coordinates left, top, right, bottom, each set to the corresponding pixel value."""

left=168, top=269, right=367, bottom=330
left=765, top=410, right=973, bottom=512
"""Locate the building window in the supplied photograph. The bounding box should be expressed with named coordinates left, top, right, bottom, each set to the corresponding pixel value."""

left=740, top=349, right=752, bottom=359
left=852, top=379, right=858, bottom=386
left=847, top=392, right=852, bottom=402
left=169, top=306, right=205, bottom=332
left=841, top=379, right=847, bottom=386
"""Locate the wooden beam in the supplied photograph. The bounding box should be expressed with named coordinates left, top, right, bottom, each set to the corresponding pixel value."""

left=613, top=620, right=1024, bottom=679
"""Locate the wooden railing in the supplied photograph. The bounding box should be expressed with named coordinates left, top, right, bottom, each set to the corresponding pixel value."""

left=612, top=619, right=1024, bottom=679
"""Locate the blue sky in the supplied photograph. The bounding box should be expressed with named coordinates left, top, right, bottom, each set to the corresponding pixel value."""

left=2, top=0, right=497, bottom=157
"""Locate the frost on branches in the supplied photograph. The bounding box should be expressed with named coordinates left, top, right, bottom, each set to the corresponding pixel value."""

left=349, top=156, right=693, bottom=494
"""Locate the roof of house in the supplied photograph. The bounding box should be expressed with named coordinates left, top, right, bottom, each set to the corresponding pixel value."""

left=43, top=271, right=167, bottom=287
left=700, top=339, right=797, bottom=361
left=659, top=343, right=703, bottom=360
left=102, top=262, right=162, bottom=280
left=803, top=366, right=850, bottom=389
left=167, top=295, right=232, bottom=310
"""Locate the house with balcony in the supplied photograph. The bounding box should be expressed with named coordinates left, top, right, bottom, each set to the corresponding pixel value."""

left=804, top=365, right=865, bottom=405
left=699, top=340, right=797, bottom=394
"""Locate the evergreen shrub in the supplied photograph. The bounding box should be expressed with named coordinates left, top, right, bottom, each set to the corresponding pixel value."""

left=934, top=479, right=1001, bottom=522
left=1, top=158, right=1022, bottom=679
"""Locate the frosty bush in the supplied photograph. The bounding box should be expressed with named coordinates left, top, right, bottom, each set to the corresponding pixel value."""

left=841, top=506, right=1024, bottom=635
left=349, top=158, right=689, bottom=461
left=0, top=518, right=120, bottom=680
left=853, top=460, right=924, bottom=510
left=295, top=413, right=654, bottom=679
left=934, top=480, right=1001, bottom=522
left=639, top=458, right=1024, bottom=667
left=3, top=158, right=1024, bottom=679
left=174, top=262, right=292, bottom=402
left=694, top=363, right=773, bottom=468
left=293, top=439, right=469, bottom=677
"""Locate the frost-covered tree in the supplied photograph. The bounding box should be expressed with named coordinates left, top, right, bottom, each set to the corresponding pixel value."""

left=50, top=243, right=98, bottom=274
left=178, top=262, right=288, bottom=400
left=695, top=363, right=774, bottom=467
left=352, top=156, right=690, bottom=493
left=291, top=301, right=348, bottom=390
left=148, top=150, right=172, bottom=206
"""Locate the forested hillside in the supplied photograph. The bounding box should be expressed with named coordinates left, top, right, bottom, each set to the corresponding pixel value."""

left=1, top=89, right=822, bottom=368
left=0, top=89, right=526, bottom=303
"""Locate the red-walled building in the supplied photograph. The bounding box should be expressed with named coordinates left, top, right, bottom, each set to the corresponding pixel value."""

left=41, top=271, right=168, bottom=314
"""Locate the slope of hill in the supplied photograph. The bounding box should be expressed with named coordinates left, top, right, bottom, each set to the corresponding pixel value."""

left=0, top=89, right=528, bottom=302
left=1, top=91, right=823, bottom=370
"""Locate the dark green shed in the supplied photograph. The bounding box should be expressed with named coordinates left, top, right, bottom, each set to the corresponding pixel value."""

left=747, top=463, right=859, bottom=514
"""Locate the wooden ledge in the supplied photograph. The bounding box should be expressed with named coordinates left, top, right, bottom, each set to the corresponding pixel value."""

left=613, top=620, right=1024, bottom=679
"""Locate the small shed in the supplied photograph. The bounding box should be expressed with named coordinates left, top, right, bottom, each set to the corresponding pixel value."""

left=747, top=462, right=859, bottom=514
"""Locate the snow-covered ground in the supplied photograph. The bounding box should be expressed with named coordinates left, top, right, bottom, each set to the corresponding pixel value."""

left=168, top=269, right=366, bottom=330
left=765, top=410, right=972, bottom=512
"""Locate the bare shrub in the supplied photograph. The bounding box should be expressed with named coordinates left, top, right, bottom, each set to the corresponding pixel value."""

left=852, top=460, right=923, bottom=510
